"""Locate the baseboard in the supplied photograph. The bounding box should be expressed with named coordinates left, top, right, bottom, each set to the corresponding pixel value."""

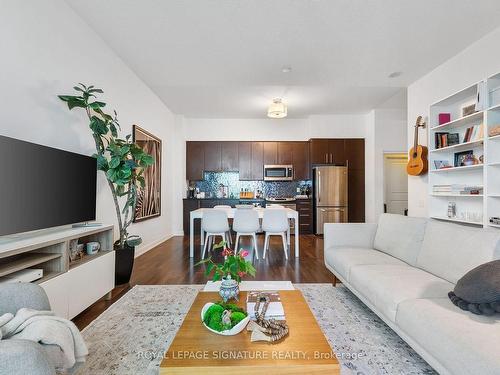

left=135, top=234, right=173, bottom=258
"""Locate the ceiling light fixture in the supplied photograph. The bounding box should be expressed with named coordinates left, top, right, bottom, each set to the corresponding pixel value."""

left=281, top=66, right=292, bottom=73
left=267, top=98, right=287, bottom=119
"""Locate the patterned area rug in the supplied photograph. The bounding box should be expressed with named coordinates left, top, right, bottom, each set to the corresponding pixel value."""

left=78, top=284, right=436, bottom=375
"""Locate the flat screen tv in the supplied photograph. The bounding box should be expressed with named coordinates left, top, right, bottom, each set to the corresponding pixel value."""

left=0, top=135, right=97, bottom=236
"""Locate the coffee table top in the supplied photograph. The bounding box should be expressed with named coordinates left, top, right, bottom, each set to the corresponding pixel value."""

left=160, top=290, right=339, bottom=374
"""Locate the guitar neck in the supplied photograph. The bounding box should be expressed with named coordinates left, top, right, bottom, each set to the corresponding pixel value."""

left=413, top=124, right=419, bottom=150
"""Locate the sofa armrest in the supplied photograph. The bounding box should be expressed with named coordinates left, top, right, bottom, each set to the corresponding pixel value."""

left=0, top=282, right=50, bottom=315
left=0, top=339, right=56, bottom=375
left=324, top=223, right=378, bottom=251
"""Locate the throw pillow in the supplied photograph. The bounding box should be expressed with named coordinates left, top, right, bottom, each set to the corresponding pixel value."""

left=448, top=259, right=500, bottom=315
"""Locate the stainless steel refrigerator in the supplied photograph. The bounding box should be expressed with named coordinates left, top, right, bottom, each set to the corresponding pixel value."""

left=313, top=166, right=348, bottom=234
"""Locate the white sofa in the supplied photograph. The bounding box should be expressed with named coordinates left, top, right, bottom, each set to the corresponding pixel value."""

left=324, top=214, right=500, bottom=375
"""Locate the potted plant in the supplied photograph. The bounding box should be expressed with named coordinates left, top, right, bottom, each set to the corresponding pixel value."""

left=58, top=84, right=154, bottom=284
left=197, top=241, right=256, bottom=302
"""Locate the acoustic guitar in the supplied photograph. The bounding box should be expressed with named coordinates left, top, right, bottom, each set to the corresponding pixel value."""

left=406, top=116, right=428, bottom=176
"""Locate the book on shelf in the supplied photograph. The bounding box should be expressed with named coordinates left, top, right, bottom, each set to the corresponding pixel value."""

left=246, top=291, right=285, bottom=320
left=432, top=184, right=483, bottom=195
left=434, top=132, right=459, bottom=149
left=463, top=123, right=484, bottom=143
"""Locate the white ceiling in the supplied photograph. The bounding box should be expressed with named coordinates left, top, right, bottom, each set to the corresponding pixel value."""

left=66, top=0, right=500, bottom=118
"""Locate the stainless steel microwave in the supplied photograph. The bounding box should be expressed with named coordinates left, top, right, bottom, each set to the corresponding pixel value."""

left=263, top=165, right=294, bottom=181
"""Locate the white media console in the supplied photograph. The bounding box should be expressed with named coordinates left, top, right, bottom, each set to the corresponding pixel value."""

left=0, top=225, right=115, bottom=319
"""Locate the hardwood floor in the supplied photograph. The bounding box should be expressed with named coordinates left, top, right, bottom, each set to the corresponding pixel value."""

left=73, top=234, right=332, bottom=329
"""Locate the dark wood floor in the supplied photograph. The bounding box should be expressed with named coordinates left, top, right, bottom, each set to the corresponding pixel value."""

left=73, top=234, right=332, bottom=329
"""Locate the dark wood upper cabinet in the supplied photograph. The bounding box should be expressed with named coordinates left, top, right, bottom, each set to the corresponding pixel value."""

left=345, top=139, right=365, bottom=170
left=251, top=142, right=264, bottom=180
left=204, top=142, right=221, bottom=171
left=329, top=139, right=346, bottom=165
left=221, top=142, right=238, bottom=171
left=238, top=142, right=252, bottom=180
left=263, top=142, right=278, bottom=165
left=292, top=141, right=310, bottom=180
left=186, top=141, right=205, bottom=180
left=310, top=139, right=330, bottom=164
left=277, top=142, right=293, bottom=164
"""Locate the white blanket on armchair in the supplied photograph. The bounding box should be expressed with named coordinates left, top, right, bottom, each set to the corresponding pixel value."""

left=0, top=308, right=88, bottom=368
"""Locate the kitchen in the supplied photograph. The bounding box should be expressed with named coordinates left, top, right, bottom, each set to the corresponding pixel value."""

left=183, top=139, right=365, bottom=244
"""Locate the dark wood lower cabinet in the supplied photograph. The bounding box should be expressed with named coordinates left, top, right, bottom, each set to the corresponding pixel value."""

left=296, top=199, right=313, bottom=234
left=348, top=169, right=365, bottom=222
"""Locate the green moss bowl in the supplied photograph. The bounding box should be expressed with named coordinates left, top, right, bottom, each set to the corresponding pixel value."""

left=200, top=302, right=250, bottom=336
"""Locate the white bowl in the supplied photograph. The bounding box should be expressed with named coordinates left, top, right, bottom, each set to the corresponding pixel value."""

left=200, top=302, right=250, bottom=336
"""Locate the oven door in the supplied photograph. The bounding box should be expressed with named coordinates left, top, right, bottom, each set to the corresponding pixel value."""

left=264, top=165, right=293, bottom=181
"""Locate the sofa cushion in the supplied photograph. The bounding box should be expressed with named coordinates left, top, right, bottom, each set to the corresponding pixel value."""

left=324, top=247, right=406, bottom=282
left=349, top=264, right=453, bottom=322
left=373, top=214, right=427, bottom=266
left=417, top=220, right=500, bottom=284
left=396, top=298, right=500, bottom=375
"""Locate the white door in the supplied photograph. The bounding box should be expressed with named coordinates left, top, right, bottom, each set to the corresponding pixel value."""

left=384, top=154, right=408, bottom=215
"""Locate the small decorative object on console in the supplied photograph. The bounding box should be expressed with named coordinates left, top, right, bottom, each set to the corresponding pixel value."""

left=448, top=260, right=500, bottom=316
left=247, top=292, right=289, bottom=342
left=490, top=217, right=500, bottom=225
left=85, top=241, right=100, bottom=255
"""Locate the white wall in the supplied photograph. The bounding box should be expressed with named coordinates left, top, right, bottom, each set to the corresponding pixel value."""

left=0, top=0, right=180, bottom=255
left=407, top=26, right=500, bottom=217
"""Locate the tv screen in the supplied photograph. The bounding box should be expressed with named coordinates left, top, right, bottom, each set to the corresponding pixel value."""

left=0, top=135, right=97, bottom=236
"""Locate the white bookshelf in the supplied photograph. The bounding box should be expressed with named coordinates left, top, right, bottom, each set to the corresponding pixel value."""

left=428, top=72, right=500, bottom=228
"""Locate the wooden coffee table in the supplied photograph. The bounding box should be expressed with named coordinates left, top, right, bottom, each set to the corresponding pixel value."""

left=160, top=290, right=339, bottom=374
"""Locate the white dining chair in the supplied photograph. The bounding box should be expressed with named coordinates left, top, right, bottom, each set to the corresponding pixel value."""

left=213, top=205, right=233, bottom=246
left=262, top=209, right=289, bottom=260
left=232, top=208, right=260, bottom=260
left=201, top=209, right=230, bottom=259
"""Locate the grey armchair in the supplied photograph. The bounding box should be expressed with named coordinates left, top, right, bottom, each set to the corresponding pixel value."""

left=0, top=283, right=57, bottom=375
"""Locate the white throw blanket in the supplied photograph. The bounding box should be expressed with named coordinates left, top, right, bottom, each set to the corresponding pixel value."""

left=0, top=308, right=88, bottom=368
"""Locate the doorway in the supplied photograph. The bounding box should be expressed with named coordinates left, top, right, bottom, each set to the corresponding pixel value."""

left=383, top=153, right=408, bottom=215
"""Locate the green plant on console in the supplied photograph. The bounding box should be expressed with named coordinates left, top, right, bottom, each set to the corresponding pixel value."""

left=58, top=84, right=154, bottom=248
left=196, top=241, right=256, bottom=282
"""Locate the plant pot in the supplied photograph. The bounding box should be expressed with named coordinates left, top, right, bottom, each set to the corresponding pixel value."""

left=114, top=243, right=135, bottom=285
left=219, top=277, right=239, bottom=302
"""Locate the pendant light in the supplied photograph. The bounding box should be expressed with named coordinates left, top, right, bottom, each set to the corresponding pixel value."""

left=267, top=98, right=287, bottom=118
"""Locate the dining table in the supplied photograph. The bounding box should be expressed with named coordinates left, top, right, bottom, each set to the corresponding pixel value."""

left=189, top=207, right=299, bottom=258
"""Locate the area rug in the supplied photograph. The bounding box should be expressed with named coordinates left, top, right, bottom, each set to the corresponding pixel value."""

left=78, top=284, right=436, bottom=375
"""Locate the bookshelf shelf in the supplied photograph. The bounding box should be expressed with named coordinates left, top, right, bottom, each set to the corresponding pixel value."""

left=430, top=111, right=483, bottom=131
left=489, top=223, right=500, bottom=228
left=430, top=216, right=483, bottom=226
left=487, top=103, right=500, bottom=111
left=430, top=164, right=483, bottom=173
left=489, top=134, right=500, bottom=141
left=430, top=139, right=483, bottom=153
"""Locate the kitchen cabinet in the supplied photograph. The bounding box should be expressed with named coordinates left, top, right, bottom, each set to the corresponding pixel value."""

left=221, top=142, right=238, bottom=171
left=204, top=142, right=222, bottom=171
left=348, top=169, right=365, bottom=222
left=263, top=142, right=278, bottom=165
left=277, top=142, right=293, bottom=164
left=251, top=142, right=264, bottom=180
left=310, top=139, right=330, bottom=164
left=238, top=142, right=252, bottom=180
left=309, top=139, right=345, bottom=165
left=183, top=199, right=200, bottom=235
left=345, top=139, right=364, bottom=170
left=292, top=141, right=310, bottom=180
left=296, top=198, right=313, bottom=233
left=186, top=141, right=205, bottom=180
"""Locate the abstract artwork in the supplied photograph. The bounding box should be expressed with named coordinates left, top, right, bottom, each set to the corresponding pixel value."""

left=133, top=125, right=161, bottom=221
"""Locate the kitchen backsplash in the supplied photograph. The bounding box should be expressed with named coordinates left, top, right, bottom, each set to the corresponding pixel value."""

left=191, top=172, right=311, bottom=198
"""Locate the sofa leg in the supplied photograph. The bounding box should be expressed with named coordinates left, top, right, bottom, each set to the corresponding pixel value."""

left=332, top=274, right=337, bottom=287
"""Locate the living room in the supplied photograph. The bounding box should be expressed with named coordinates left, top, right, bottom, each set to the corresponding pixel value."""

left=0, top=1, right=499, bottom=374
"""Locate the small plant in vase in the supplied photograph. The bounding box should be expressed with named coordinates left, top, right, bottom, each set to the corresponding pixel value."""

left=197, top=241, right=256, bottom=302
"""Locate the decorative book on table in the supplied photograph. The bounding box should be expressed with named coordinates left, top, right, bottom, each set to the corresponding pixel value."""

left=246, top=291, right=285, bottom=320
